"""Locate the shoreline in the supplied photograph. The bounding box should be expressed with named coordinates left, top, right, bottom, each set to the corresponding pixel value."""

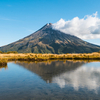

left=0, top=52, right=100, bottom=65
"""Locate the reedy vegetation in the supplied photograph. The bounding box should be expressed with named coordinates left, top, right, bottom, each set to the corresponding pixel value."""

left=0, top=51, right=100, bottom=65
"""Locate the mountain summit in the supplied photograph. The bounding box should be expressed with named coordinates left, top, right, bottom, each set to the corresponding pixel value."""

left=0, top=23, right=100, bottom=53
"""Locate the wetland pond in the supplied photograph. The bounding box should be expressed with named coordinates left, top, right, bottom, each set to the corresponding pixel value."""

left=0, top=60, right=100, bottom=100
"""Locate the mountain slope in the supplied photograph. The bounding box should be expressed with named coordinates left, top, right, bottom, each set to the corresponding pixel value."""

left=0, top=23, right=100, bottom=53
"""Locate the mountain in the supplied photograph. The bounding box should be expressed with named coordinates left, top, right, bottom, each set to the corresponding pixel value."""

left=0, top=23, right=100, bottom=53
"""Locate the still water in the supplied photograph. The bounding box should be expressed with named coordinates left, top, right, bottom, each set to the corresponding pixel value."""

left=0, top=60, right=100, bottom=100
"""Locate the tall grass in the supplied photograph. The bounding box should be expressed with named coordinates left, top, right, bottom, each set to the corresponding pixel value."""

left=0, top=52, right=100, bottom=65
left=0, top=58, right=8, bottom=66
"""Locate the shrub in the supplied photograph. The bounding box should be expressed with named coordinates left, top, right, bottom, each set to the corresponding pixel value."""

left=0, top=51, right=3, bottom=54
left=6, top=51, right=18, bottom=54
left=98, top=51, right=100, bottom=53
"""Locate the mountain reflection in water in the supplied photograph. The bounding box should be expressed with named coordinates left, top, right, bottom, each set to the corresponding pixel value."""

left=16, top=61, right=100, bottom=92
left=52, top=63, right=100, bottom=91
left=1, top=60, right=100, bottom=100
left=16, top=61, right=84, bottom=83
left=17, top=61, right=100, bottom=90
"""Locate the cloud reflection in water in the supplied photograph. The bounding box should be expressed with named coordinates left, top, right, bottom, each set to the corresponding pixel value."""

left=52, top=63, right=100, bottom=91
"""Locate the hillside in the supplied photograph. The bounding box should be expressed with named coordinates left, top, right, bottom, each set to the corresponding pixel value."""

left=0, top=23, right=100, bottom=53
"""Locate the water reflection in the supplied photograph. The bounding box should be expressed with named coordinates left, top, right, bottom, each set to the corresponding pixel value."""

left=16, top=61, right=84, bottom=83
left=0, top=65, right=8, bottom=70
left=1, top=60, right=100, bottom=100
left=16, top=61, right=100, bottom=92
left=52, top=63, right=100, bottom=91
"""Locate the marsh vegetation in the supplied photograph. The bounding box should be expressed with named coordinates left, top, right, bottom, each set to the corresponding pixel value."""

left=0, top=51, right=100, bottom=65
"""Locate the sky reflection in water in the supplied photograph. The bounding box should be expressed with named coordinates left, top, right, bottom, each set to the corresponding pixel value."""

left=0, top=61, right=100, bottom=100
left=52, top=62, right=100, bottom=91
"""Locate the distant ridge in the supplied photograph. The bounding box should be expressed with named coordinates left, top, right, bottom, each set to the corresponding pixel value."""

left=0, top=23, right=100, bottom=53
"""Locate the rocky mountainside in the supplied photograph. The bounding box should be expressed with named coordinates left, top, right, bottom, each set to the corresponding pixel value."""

left=0, top=23, right=100, bottom=53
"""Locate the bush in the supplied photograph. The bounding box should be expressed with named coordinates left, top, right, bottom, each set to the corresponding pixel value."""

left=6, top=51, right=18, bottom=54
left=0, top=51, right=3, bottom=54
left=98, top=51, right=100, bottom=53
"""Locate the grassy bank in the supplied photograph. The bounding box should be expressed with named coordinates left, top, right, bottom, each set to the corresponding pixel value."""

left=0, top=58, right=7, bottom=66
left=0, top=52, right=100, bottom=65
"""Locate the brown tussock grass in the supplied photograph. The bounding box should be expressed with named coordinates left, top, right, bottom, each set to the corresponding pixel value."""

left=0, top=52, right=100, bottom=65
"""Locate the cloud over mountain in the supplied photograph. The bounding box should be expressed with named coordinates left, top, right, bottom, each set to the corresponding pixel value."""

left=52, top=12, right=100, bottom=39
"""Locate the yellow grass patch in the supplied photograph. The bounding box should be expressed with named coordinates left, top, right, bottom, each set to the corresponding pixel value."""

left=0, top=52, right=100, bottom=65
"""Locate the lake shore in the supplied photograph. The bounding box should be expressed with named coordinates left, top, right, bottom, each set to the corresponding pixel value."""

left=0, top=52, right=100, bottom=65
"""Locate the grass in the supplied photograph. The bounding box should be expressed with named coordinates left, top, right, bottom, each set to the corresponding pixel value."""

left=0, top=65, right=8, bottom=69
left=0, top=52, right=100, bottom=65
left=0, top=58, right=7, bottom=66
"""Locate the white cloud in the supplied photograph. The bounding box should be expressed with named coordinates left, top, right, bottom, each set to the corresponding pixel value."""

left=52, top=12, right=100, bottom=39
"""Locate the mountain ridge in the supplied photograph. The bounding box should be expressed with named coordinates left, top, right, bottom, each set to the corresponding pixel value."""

left=0, top=23, right=100, bottom=53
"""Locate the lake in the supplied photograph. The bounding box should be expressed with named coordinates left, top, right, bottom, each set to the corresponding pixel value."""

left=0, top=60, right=100, bottom=100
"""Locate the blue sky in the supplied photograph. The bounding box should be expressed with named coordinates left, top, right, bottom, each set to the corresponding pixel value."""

left=0, top=0, right=100, bottom=46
